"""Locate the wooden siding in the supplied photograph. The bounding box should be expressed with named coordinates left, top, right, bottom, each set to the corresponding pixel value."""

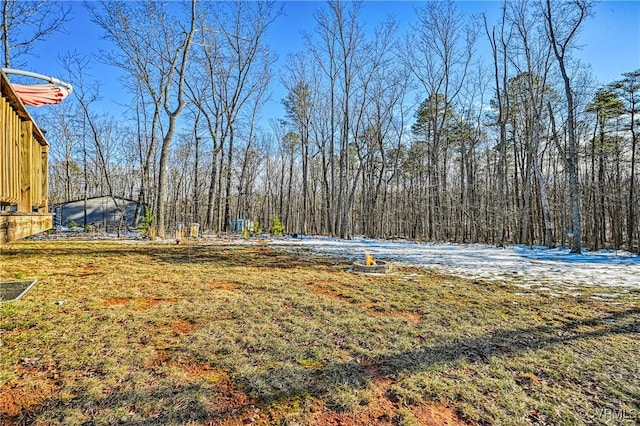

left=1, top=92, right=49, bottom=209
left=0, top=70, right=53, bottom=243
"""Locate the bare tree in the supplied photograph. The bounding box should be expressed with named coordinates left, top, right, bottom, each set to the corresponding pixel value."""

left=407, top=0, right=477, bottom=240
left=90, top=0, right=197, bottom=237
left=1, top=0, right=70, bottom=68
left=611, top=70, right=640, bottom=252
left=509, top=1, right=556, bottom=248
left=61, top=53, right=130, bottom=233
left=484, top=3, right=511, bottom=246
left=186, top=1, right=279, bottom=233
left=41, top=101, right=83, bottom=204
left=282, top=54, right=316, bottom=235
left=302, top=6, right=341, bottom=235
left=543, top=0, right=593, bottom=253
left=185, top=25, right=224, bottom=230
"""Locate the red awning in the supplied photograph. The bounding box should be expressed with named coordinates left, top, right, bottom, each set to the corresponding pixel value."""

left=2, top=68, right=73, bottom=107
left=10, top=83, right=71, bottom=107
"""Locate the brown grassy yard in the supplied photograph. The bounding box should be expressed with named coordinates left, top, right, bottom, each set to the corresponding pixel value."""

left=1, top=240, right=639, bottom=425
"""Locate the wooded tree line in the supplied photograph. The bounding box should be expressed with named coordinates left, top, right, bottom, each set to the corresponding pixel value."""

left=4, top=0, right=638, bottom=253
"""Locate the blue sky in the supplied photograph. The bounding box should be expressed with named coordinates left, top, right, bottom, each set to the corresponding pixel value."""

left=269, top=1, right=640, bottom=82
left=21, top=1, right=640, bottom=125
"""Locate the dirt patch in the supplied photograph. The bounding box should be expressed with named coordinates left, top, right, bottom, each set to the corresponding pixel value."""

left=170, top=359, right=228, bottom=381
left=312, top=362, right=468, bottom=426
left=313, top=409, right=394, bottom=425
left=170, top=319, right=197, bottom=334
left=76, top=264, right=100, bottom=277
left=312, top=363, right=467, bottom=426
left=409, top=403, right=469, bottom=425
left=136, top=298, right=174, bottom=309
left=102, top=297, right=129, bottom=306
left=310, top=285, right=345, bottom=303
left=0, top=370, right=58, bottom=422
left=169, top=359, right=261, bottom=424
left=147, top=319, right=199, bottom=338
left=208, top=280, right=239, bottom=291
left=313, top=389, right=468, bottom=426
left=313, top=402, right=466, bottom=426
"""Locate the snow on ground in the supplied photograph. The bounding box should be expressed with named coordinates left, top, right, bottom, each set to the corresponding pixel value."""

left=268, top=237, right=640, bottom=292
left=30, top=231, right=640, bottom=294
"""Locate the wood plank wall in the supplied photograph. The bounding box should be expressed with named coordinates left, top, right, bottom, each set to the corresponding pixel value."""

left=0, top=75, right=49, bottom=213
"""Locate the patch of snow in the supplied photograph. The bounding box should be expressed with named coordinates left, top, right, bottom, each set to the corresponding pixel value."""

left=268, top=237, right=640, bottom=290
left=591, top=293, right=619, bottom=299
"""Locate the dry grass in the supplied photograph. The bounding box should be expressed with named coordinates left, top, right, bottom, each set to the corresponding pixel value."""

left=0, top=240, right=639, bottom=425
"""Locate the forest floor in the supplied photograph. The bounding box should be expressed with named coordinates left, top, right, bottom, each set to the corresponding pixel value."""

left=1, top=240, right=639, bottom=425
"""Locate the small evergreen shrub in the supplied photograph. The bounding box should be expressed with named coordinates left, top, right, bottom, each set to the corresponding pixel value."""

left=138, top=209, right=156, bottom=238
left=271, top=216, right=285, bottom=236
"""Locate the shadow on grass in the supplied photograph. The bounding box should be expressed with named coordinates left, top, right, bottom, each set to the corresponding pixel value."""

left=1, top=243, right=335, bottom=270
left=12, top=304, right=640, bottom=424
left=12, top=382, right=257, bottom=425
left=237, top=306, right=640, bottom=405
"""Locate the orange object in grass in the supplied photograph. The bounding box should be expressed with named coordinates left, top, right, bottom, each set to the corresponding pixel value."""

left=365, top=251, right=376, bottom=266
